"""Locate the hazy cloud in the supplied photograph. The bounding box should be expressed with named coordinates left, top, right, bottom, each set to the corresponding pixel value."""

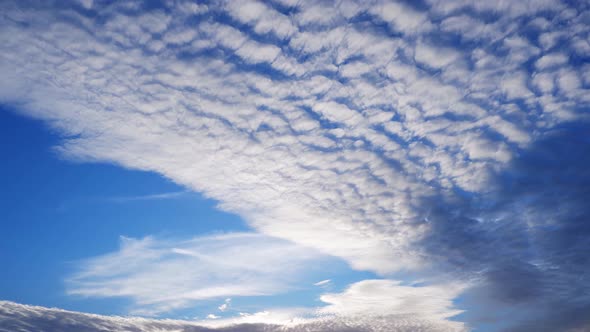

left=68, top=233, right=327, bottom=315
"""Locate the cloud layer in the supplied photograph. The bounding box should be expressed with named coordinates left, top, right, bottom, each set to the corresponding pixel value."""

left=1, top=0, right=589, bottom=330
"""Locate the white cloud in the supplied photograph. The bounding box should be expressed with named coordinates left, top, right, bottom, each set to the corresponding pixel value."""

left=314, top=279, right=332, bottom=287
left=218, top=298, right=231, bottom=312
left=224, top=0, right=297, bottom=39
left=500, top=72, right=533, bottom=100
left=427, top=0, right=565, bottom=17
left=107, top=190, right=188, bottom=203
left=0, top=279, right=468, bottom=331
left=370, top=1, right=433, bottom=35
left=462, top=135, right=511, bottom=162
left=295, top=3, right=343, bottom=27
left=318, top=280, right=466, bottom=326
left=557, top=70, right=581, bottom=93
left=0, top=0, right=555, bottom=281
left=439, top=14, right=503, bottom=41
left=532, top=72, right=555, bottom=93
left=414, top=42, right=462, bottom=69
left=535, top=53, right=569, bottom=70
left=538, top=31, right=566, bottom=50
left=503, top=35, right=541, bottom=64
left=67, top=233, right=326, bottom=315
left=186, top=279, right=467, bottom=331
left=313, top=101, right=362, bottom=126
left=162, top=28, right=197, bottom=45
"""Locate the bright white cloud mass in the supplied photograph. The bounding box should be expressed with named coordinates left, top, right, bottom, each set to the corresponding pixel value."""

left=1, top=0, right=589, bottom=331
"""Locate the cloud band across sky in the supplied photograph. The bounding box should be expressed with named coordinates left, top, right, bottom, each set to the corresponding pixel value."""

left=1, top=0, right=589, bottom=331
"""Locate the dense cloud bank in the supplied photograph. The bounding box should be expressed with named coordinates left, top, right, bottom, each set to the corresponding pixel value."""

left=1, top=0, right=589, bottom=330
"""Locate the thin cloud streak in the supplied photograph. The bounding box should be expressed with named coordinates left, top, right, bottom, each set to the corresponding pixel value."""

left=106, top=190, right=190, bottom=203
left=313, top=279, right=331, bottom=287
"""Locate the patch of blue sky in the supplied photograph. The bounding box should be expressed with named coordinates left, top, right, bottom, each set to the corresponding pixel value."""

left=0, top=107, right=247, bottom=314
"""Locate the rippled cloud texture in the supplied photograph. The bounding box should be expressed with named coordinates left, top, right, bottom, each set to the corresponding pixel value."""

left=1, top=0, right=589, bottom=331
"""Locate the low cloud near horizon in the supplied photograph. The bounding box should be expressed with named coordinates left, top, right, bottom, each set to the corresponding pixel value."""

left=1, top=278, right=467, bottom=332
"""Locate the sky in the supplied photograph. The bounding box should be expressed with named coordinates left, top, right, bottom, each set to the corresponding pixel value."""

left=0, top=0, right=589, bottom=331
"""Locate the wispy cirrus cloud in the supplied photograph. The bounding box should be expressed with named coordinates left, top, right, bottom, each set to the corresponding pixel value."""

left=67, top=233, right=327, bottom=315
left=106, top=190, right=189, bottom=203
left=313, top=279, right=331, bottom=287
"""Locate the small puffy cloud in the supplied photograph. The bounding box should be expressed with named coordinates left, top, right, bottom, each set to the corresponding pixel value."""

left=532, top=72, right=555, bottom=93
left=557, top=70, right=581, bottom=93
left=535, top=53, right=569, bottom=70
left=218, top=298, right=231, bottom=312
left=162, top=28, right=197, bottom=45
left=500, top=72, right=533, bottom=100
left=313, top=101, right=362, bottom=126
left=370, top=1, right=433, bottom=35
left=224, top=0, right=297, bottom=39
left=462, top=135, right=511, bottom=162
left=414, top=42, right=462, bottom=69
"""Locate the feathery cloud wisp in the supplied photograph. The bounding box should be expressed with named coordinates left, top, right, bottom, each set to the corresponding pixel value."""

left=67, top=233, right=326, bottom=315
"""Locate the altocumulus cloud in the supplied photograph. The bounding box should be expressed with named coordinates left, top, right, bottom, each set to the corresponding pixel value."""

left=0, top=0, right=589, bottom=331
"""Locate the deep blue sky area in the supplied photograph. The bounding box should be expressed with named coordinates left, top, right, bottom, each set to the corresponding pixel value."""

left=0, top=107, right=248, bottom=314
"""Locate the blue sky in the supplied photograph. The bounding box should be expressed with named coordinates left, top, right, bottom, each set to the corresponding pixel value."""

left=0, top=0, right=589, bottom=331
left=0, top=107, right=244, bottom=314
